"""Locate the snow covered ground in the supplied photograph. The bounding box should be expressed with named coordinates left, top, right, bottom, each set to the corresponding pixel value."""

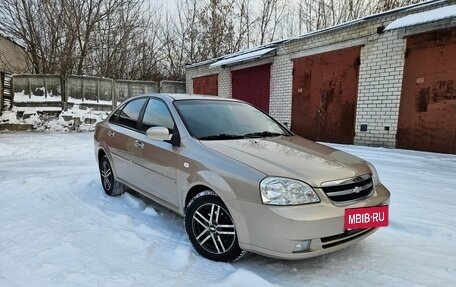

left=0, top=132, right=455, bottom=286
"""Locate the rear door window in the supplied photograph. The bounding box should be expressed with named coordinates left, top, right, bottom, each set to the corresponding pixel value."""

left=116, top=98, right=147, bottom=129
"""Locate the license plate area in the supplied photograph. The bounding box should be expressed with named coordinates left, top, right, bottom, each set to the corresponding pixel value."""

left=344, top=205, right=389, bottom=230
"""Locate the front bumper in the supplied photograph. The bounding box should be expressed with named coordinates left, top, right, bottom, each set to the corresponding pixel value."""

left=225, top=184, right=390, bottom=260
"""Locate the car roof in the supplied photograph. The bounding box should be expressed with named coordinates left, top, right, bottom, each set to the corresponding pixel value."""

left=126, top=93, right=241, bottom=102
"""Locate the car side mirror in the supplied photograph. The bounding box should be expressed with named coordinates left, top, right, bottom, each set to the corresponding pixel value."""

left=146, top=126, right=170, bottom=141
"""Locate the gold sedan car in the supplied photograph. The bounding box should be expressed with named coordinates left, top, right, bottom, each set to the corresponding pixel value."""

left=94, top=94, right=390, bottom=262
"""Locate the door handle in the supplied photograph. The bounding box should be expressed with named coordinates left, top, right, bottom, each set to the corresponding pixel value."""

left=134, top=140, right=144, bottom=149
left=107, top=130, right=115, bottom=137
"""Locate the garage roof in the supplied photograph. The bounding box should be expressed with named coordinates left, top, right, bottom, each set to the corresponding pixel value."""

left=385, top=4, right=456, bottom=30
left=185, top=40, right=284, bottom=69
left=209, top=47, right=276, bottom=67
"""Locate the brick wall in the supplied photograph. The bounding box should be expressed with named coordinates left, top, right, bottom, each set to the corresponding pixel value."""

left=186, top=65, right=232, bottom=98
left=354, top=28, right=406, bottom=147
left=185, top=0, right=456, bottom=147
left=269, top=55, right=292, bottom=126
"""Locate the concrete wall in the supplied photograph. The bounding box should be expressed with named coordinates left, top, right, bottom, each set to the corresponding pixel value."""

left=12, top=74, right=185, bottom=110
left=116, top=80, right=159, bottom=102
left=185, top=0, right=456, bottom=148
left=14, top=75, right=61, bottom=98
left=160, top=80, right=186, bottom=93
left=66, top=75, right=115, bottom=102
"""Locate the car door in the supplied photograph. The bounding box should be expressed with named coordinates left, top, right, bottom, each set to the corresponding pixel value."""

left=106, top=98, right=147, bottom=182
left=129, top=98, right=179, bottom=207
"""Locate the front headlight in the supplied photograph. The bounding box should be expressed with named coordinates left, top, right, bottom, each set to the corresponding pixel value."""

left=260, top=177, right=320, bottom=205
left=367, top=162, right=381, bottom=186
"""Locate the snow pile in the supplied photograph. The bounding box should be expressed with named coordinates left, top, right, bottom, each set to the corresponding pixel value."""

left=0, top=105, right=109, bottom=132
left=386, top=5, right=456, bottom=30
left=0, top=133, right=455, bottom=286
left=56, top=105, right=109, bottom=132
left=0, top=108, right=26, bottom=124
left=0, top=107, right=43, bottom=128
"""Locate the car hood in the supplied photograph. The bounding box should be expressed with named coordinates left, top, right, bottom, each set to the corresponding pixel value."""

left=201, top=136, right=371, bottom=187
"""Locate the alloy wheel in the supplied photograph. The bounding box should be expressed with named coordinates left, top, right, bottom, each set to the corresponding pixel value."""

left=101, top=161, right=112, bottom=191
left=192, top=203, right=236, bottom=254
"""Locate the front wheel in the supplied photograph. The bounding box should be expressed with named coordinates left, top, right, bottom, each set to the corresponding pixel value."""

left=185, top=190, right=245, bottom=262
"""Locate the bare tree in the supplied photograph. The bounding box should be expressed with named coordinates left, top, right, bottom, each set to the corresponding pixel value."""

left=234, top=0, right=254, bottom=50
left=160, top=0, right=200, bottom=80
left=89, top=0, right=159, bottom=80
left=196, top=0, right=238, bottom=58
left=376, top=0, right=422, bottom=12
left=0, top=0, right=428, bottom=80
left=69, top=0, right=124, bottom=75
left=256, top=0, right=287, bottom=45
left=0, top=0, right=56, bottom=73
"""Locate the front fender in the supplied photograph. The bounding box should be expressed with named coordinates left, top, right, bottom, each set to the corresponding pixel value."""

left=183, top=170, right=238, bottom=205
left=181, top=169, right=263, bottom=246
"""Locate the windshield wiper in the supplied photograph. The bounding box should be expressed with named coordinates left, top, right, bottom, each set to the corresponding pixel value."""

left=199, top=134, right=245, bottom=140
left=242, top=131, right=288, bottom=138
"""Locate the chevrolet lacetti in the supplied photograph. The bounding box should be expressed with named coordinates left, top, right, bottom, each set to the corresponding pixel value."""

left=94, top=94, right=390, bottom=262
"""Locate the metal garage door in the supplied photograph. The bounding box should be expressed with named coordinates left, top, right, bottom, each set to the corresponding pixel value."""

left=396, top=28, right=456, bottom=154
left=193, top=74, right=218, bottom=96
left=231, top=64, right=271, bottom=113
left=291, top=46, right=361, bottom=144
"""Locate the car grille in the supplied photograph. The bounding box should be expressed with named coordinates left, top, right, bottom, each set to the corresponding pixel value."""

left=321, top=228, right=375, bottom=249
left=321, top=174, right=374, bottom=203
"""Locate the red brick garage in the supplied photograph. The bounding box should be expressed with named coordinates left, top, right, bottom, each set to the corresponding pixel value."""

left=291, top=46, right=361, bottom=144
left=231, top=64, right=271, bottom=113
left=193, top=74, right=218, bottom=96
left=396, top=28, right=456, bottom=154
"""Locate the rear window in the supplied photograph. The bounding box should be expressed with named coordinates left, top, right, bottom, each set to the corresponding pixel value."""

left=111, top=98, right=146, bottom=129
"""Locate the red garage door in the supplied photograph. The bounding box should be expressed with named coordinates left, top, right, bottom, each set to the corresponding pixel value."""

left=291, top=46, right=361, bottom=144
left=396, top=28, right=456, bottom=154
left=193, top=74, right=218, bottom=96
left=232, top=64, right=271, bottom=112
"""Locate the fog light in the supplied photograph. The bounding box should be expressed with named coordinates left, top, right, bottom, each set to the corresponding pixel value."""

left=293, top=240, right=310, bottom=253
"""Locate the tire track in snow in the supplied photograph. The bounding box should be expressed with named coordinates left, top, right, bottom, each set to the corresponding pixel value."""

left=56, top=177, right=191, bottom=250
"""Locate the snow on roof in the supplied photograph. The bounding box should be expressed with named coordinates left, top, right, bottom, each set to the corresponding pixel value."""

left=185, top=40, right=284, bottom=69
left=386, top=4, right=456, bottom=30
left=209, top=47, right=276, bottom=67
left=185, top=58, right=218, bottom=69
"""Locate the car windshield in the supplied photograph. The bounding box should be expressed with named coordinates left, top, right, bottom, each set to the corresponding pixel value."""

left=174, top=99, right=291, bottom=140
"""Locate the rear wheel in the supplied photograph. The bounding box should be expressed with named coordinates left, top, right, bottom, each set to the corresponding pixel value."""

left=185, top=190, right=245, bottom=262
left=99, top=155, right=125, bottom=196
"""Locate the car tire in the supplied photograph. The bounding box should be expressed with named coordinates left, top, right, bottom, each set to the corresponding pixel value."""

left=185, top=190, right=245, bottom=262
left=99, top=155, right=126, bottom=196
